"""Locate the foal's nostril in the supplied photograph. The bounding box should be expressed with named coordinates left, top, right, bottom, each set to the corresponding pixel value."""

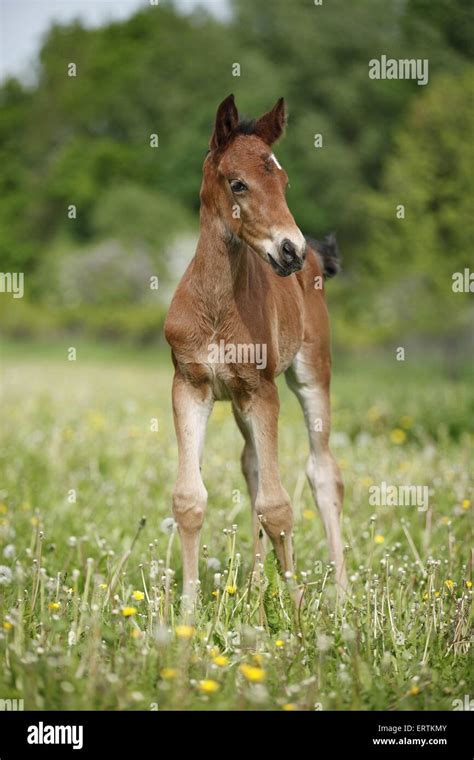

left=281, top=239, right=297, bottom=263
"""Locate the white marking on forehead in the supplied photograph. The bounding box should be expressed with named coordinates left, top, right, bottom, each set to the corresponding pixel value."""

left=270, top=153, right=282, bottom=170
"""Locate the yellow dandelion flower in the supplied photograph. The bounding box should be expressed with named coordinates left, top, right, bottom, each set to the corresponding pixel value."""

left=282, top=703, right=296, bottom=711
left=212, top=654, right=229, bottom=667
left=239, top=663, right=266, bottom=683
left=98, top=583, right=108, bottom=590
left=199, top=679, right=220, bottom=694
left=31, top=516, right=39, bottom=526
left=360, top=477, right=374, bottom=489
left=465, top=580, right=472, bottom=589
left=434, top=591, right=440, bottom=598
left=226, top=585, right=237, bottom=595
left=0, top=503, right=8, bottom=514
left=423, top=592, right=429, bottom=600
left=132, top=590, right=145, bottom=601
left=367, top=406, right=381, bottom=422
left=275, top=640, right=285, bottom=648
left=86, top=411, right=106, bottom=431
left=408, top=685, right=420, bottom=696
left=3, top=621, right=13, bottom=631
left=400, top=415, right=413, bottom=429
left=175, top=624, right=195, bottom=639
left=374, top=534, right=385, bottom=545
left=462, top=499, right=471, bottom=510
left=121, top=606, right=137, bottom=617
left=48, top=602, right=61, bottom=611
left=160, top=668, right=178, bottom=680
left=390, top=428, right=406, bottom=445
left=303, top=509, right=316, bottom=521
left=211, top=590, right=219, bottom=597
left=444, top=579, right=454, bottom=590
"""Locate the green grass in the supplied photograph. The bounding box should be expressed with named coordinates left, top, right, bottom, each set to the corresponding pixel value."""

left=0, top=340, right=472, bottom=710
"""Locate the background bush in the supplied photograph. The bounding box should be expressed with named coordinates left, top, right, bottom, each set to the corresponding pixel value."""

left=0, top=0, right=472, bottom=348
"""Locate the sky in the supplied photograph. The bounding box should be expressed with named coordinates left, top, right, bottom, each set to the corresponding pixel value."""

left=0, top=0, right=230, bottom=83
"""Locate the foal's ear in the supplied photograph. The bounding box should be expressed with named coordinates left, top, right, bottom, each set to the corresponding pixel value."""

left=254, top=98, right=287, bottom=145
left=210, top=94, right=239, bottom=153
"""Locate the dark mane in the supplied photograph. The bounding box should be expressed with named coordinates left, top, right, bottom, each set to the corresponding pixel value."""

left=205, top=117, right=259, bottom=157
left=234, top=117, right=257, bottom=136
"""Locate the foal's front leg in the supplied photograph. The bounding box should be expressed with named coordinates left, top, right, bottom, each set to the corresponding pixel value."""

left=171, top=371, right=213, bottom=606
left=237, top=381, right=295, bottom=577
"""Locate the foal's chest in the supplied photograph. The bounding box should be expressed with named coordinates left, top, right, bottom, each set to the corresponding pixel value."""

left=174, top=329, right=265, bottom=400
left=165, top=275, right=304, bottom=399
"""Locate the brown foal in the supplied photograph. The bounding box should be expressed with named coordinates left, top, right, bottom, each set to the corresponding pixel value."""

left=164, top=95, right=347, bottom=605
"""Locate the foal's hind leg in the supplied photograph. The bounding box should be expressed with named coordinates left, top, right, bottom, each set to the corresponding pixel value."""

left=286, top=347, right=347, bottom=591
left=232, top=405, right=267, bottom=561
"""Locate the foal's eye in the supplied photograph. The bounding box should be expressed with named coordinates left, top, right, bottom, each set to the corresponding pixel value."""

left=229, top=180, right=247, bottom=194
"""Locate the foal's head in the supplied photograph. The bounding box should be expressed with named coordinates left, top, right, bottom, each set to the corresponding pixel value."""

left=201, top=94, right=306, bottom=276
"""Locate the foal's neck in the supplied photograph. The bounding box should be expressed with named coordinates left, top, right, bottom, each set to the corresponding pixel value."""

left=193, top=208, right=249, bottom=308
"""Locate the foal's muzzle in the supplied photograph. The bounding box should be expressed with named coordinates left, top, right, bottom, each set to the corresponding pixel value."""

left=268, top=238, right=305, bottom=277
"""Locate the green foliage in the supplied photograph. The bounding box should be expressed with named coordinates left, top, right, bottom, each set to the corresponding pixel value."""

left=0, top=298, right=167, bottom=344
left=263, top=550, right=283, bottom=634
left=359, top=68, right=474, bottom=338
left=0, top=345, right=471, bottom=709
left=0, top=0, right=471, bottom=345
left=92, top=182, right=195, bottom=251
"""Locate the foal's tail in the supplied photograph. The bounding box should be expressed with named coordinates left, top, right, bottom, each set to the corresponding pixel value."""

left=305, top=233, right=341, bottom=279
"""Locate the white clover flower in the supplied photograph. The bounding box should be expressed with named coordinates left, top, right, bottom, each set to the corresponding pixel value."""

left=160, top=517, right=177, bottom=534
left=154, top=626, right=171, bottom=646
left=341, top=625, right=356, bottom=642
left=247, top=684, right=268, bottom=704
left=316, top=633, right=333, bottom=652
left=0, top=566, right=13, bottom=586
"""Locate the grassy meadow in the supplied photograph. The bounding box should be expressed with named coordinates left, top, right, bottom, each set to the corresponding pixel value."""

left=0, top=340, right=472, bottom=710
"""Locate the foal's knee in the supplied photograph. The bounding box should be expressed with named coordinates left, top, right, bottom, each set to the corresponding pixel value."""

left=255, top=492, right=293, bottom=540
left=172, top=487, right=207, bottom=534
